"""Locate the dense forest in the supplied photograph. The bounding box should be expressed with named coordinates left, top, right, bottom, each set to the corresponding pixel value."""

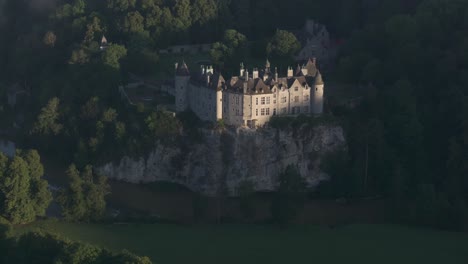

left=0, top=0, right=467, bottom=232
left=331, top=0, right=468, bottom=230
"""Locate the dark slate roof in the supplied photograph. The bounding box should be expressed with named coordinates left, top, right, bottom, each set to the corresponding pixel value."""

left=315, top=71, right=324, bottom=85
left=209, top=72, right=226, bottom=91
left=176, top=62, right=190, bottom=76
left=305, top=58, right=318, bottom=76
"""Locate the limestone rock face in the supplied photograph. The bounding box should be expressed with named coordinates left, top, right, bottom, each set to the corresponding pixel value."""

left=98, top=125, right=346, bottom=196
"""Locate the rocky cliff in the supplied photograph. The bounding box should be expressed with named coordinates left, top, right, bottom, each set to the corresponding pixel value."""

left=99, top=125, right=346, bottom=196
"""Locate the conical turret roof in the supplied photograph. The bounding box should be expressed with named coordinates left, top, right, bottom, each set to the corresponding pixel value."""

left=176, top=61, right=190, bottom=76
left=315, top=71, right=324, bottom=85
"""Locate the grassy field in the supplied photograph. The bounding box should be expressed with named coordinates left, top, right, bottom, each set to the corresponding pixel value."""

left=19, top=220, right=468, bottom=264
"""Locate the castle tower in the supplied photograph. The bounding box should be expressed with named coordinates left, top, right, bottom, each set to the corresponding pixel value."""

left=312, top=71, right=324, bottom=115
left=175, top=61, right=190, bottom=112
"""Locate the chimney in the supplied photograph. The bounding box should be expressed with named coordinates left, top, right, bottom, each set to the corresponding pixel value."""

left=287, top=67, right=293, bottom=78
left=240, top=62, right=245, bottom=77
left=245, top=69, right=249, bottom=81
left=252, top=68, right=259, bottom=79
left=206, top=65, right=214, bottom=74
left=201, top=65, right=205, bottom=75
left=275, top=67, right=278, bottom=82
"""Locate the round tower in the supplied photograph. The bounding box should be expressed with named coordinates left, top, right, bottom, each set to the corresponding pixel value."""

left=175, top=61, right=190, bottom=112
left=312, top=71, right=324, bottom=115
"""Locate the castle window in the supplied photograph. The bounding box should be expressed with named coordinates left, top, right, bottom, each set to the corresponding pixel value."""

left=266, top=108, right=270, bottom=115
left=256, top=98, right=259, bottom=105
left=281, top=107, right=287, bottom=114
left=295, top=87, right=299, bottom=91
left=273, top=108, right=277, bottom=115
left=266, top=97, right=270, bottom=104
left=281, top=97, right=287, bottom=103
left=304, top=95, right=310, bottom=101
left=273, top=94, right=276, bottom=98
left=316, top=88, right=318, bottom=91
left=294, top=96, right=300, bottom=102
left=273, top=100, right=276, bottom=104
left=261, top=108, right=266, bottom=116
left=261, top=97, right=265, bottom=105
left=236, top=97, right=239, bottom=105
left=256, top=109, right=258, bottom=116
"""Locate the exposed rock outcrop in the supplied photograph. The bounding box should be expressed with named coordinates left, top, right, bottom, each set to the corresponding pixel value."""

left=98, top=125, right=346, bottom=196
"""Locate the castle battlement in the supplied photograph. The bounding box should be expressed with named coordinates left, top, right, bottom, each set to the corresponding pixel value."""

left=174, top=58, right=324, bottom=128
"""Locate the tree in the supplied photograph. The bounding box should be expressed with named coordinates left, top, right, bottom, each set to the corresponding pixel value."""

left=101, top=44, right=127, bottom=69
left=2, top=231, right=153, bottom=263
left=173, top=0, right=192, bottom=31
left=31, top=97, right=63, bottom=136
left=0, top=151, right=51, bottom=224
left=43, top=31, right=57, bottom=47
left=57, top=164, right=86, bottom=221
left=57, top=164, right=110, bottom=222
left=122, top=11, right=145, bottom=33
left=84, top=17, right=102, bottom=43
left=266, top=30, right=301, bottom=60
left=145, top=111, right=180, bottom=139
left=69, top=49, right=90, bottom=65
left=107, top=0, right=137, bottom=12
left=191, top=0, right=218, bottom=26
left=210, top=29, right=247, bottom=68
left=17, top=150, right=52, bottom=217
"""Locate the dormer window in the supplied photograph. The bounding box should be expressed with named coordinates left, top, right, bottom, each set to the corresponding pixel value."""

left=295, top=87, right=299, bottom=91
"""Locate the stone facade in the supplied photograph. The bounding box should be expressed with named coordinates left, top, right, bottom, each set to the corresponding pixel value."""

left=175, top=58, right=325, bottom=128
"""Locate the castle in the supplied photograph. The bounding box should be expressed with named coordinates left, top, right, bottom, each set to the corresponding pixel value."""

left=174, top=58, right=324, bottom=128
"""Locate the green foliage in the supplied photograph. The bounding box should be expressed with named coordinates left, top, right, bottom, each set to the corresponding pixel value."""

left=31, top=97, right=63, bottom=136
left=57, top=164, right=110, bottom=222
left=210, top=29, right=247, bottom=68
left=102, top=44, right=128, bottom=69
left=43, top=31, right=57, bottom=47
left=123, top=11, right=146, bottom=33
left=0, top=151, right=52, bottom=224
left=107, top=0, right=137, bottom=12
left=266, top=30, right=301, bottom=60
left=1, top=231, right=152, bottom=264
left=17, top=150, right=53, bottom=217
left=145, top=111, right=180, bottom=139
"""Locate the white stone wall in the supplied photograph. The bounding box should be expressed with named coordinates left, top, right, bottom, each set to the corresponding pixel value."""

left=224, top=92, right=244, bottom=126
left=216, top=90, right=223, bottom=120
left=175, top=76, right=189, bottom=112
left=288, top=79, right=305, bottom=115
left=250, top=94, right=275, bottom=126
left=312, top=84, right=324, bottom=114
left=278, top=87, right=290, bottom=115
left=188, top=84, right=218, bottom=122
